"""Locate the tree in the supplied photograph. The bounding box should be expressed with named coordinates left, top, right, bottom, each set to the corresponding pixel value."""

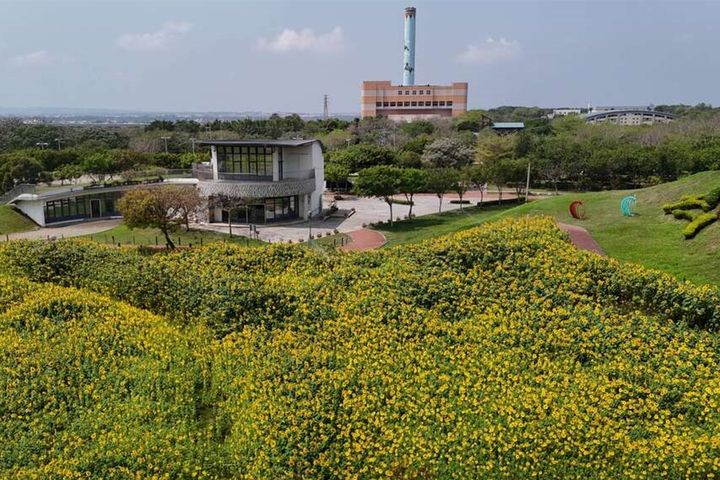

left=425, top=168, right=458, bottom=213
left=353, top=165, right=402, bottom=225
left=82, top=151, right=112, bottom=182
left=326, top=144, right=397, bottom=172
left=422, top=137, right=475, bottom=168
left=0, top=155, right=44, bottom=192
left=208, top=194, right=257, bottom=237
left=398, top=168, right=427, bottom=218
left=53, top=164, right=83, bottom=185
left=467, top=164, right=489, bottom=205
left=174, top=187, right=203, bottom=231
left=454, top=167, right=472, bottom=211
left=324, top=163, right=351, bottom=191
left=475, top=131, right=514, bottom=166
left=397, top=151, right=422, bottom=169
left=401, top=120, right=434, bottom=138
left=117, top=186, right=192, bottom=249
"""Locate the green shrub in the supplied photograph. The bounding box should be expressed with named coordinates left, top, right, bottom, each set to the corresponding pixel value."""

left=683, top=211, right=719, bottom=239
left=662, top=196, right=710, bottom=213
left=672, top=209, right=697, bottom=221
left=702, top=185, right=720, bottom=210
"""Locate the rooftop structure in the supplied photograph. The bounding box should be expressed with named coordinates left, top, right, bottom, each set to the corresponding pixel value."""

left=585, top=109, right=674, bottom=126
left=491, top=122, right=525, bottom=134
left=361, top=7, right=468, bottom=121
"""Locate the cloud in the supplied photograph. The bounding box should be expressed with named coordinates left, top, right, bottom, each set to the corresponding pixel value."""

left=115, top=21, right=192, bottom=52
left=8, top=50, right=68, bottom=67
left=456, top=38, right=521, bottom=65
left=256, top=26, right=344, bottom=54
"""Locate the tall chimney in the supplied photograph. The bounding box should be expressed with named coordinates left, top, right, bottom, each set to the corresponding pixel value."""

left=403, top=7, right=416, bottom=86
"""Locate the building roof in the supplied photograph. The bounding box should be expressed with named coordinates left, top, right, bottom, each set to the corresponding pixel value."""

left=491, top=122, right=525, bottom=129
left=196, top=139, right=318, bottom=147
left=584, top=110, right=675, bottom=121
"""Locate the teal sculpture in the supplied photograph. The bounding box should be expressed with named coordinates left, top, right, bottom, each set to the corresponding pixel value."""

left=621, top=194, right=637, bottom=217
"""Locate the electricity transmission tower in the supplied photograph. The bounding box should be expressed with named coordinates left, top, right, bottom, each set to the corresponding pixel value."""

left=323, top=94, right=329, bottom=120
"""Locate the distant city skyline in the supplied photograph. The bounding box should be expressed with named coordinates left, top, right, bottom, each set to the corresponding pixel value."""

left=1, top=0, right=718, bottom=113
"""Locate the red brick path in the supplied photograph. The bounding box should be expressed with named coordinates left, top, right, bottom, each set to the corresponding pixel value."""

left=342, top=229, right=387, bottom=252
left=558, top=223, right=605, bottom=255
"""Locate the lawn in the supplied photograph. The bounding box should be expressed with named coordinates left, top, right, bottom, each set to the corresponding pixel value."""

left=80, top=224, right=265, bottom=248
left=493, top=171, right=720, bottom=286
left=372, top=171, right=720, bottom=286
left=0, top=205, right=37, bottom=236
left=374, top=203, right=519, bottom=247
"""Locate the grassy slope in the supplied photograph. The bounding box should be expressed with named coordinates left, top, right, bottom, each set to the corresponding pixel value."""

left=374, top=172, right=720, bottom=285
left=495, top=171, right=720, bottom=285
left=375, top=203, right=517, bottom=247
left=0, top=205, right=37, bottom=235
left=79, top=224, right=265, bottom=247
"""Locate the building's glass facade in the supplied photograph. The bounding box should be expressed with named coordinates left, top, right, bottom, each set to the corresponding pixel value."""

left=217, top=146, right=274, bottom=178
left=220, top=195, right=298, bottom=224
left=44, top=192, right=122, bottom=224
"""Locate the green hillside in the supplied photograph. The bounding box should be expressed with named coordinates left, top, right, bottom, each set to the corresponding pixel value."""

left=497, top=171, right=720, bottom=285
left=374, top=171, right=720, bottom=285
left=0, top=205, right=36, bottom=236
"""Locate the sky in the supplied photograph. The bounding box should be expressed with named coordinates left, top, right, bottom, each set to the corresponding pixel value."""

left=0, top=0, right=718, bottom=114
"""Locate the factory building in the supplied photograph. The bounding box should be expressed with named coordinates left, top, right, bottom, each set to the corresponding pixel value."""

left=361, top=7, right=468, bottom=121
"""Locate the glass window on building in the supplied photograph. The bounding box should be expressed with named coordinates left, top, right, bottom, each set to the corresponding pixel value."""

left=217, top=145, right=274, bottom=177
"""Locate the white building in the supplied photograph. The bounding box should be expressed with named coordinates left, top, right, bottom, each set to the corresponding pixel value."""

left=7, top=139, right=325, bottom=227
left=196, top=139, right=325, bottom=223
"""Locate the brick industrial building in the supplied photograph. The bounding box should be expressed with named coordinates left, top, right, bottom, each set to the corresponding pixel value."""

left=361, top=7, right=468, bottom=121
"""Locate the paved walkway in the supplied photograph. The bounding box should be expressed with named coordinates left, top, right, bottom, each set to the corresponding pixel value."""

left=341, top=229, right=387, bottom=252
left=558, top=222, right=605, bottom=255
left=2, top=219, right=121, bottom=242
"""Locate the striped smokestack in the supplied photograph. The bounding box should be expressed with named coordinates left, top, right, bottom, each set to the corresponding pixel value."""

left=403, top=6, right=416, bottom=86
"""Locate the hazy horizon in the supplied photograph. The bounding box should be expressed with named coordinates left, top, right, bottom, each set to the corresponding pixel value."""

left=1, top=0, right=718, bottom=113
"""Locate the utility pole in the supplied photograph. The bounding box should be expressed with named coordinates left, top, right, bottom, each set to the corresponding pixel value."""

left=525, top=161, right=531, bottom=204
left=190, top=137, right=196, bottom=154
left=160, top=136, right=170, bottom=153
left=323, top=94, right=329, bottom=120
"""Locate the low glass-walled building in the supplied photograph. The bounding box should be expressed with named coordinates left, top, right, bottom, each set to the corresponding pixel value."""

left=43, top=192, right=122, bottom=224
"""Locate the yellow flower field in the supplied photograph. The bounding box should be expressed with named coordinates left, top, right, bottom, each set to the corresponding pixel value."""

left=1, top=217, right=720, bottom=478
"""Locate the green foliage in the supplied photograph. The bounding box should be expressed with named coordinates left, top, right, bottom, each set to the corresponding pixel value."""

left=703, top=185, right=720, bottom=209
left=400, top=120, right=434, bottom=137
left=327, top=144, right=397, bottom=172
left=397, top=150, right=422, bottom=168
left=672, top=209, right=697, bottom=221
left=683, top=212, right=718, bottom=239
left=663, top=196, right=710, bottom=213
left=400, top=134, right=433, bottom=155
left=118, top=186, right=196, bottom=247
left=324, top=162, right=351, bottom=184
left=664, top=184, right=720, bottom=239
left=353, top=165, right=402, bottom=223
left=0, top=154, right=44, bottom=191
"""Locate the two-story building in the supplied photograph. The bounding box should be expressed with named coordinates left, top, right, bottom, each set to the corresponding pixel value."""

left=196, top=139, right=324, bottom=223
left=7, top=138, right=325, bottom=227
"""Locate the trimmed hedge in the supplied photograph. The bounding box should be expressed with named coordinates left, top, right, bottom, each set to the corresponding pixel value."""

left=683, top=211, right=719, bottom=239
left=672, top=209, right=697, bottom=221
left=703, top=185, right=720, bottom=210
left=662, top=196, right=710, bottom=213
